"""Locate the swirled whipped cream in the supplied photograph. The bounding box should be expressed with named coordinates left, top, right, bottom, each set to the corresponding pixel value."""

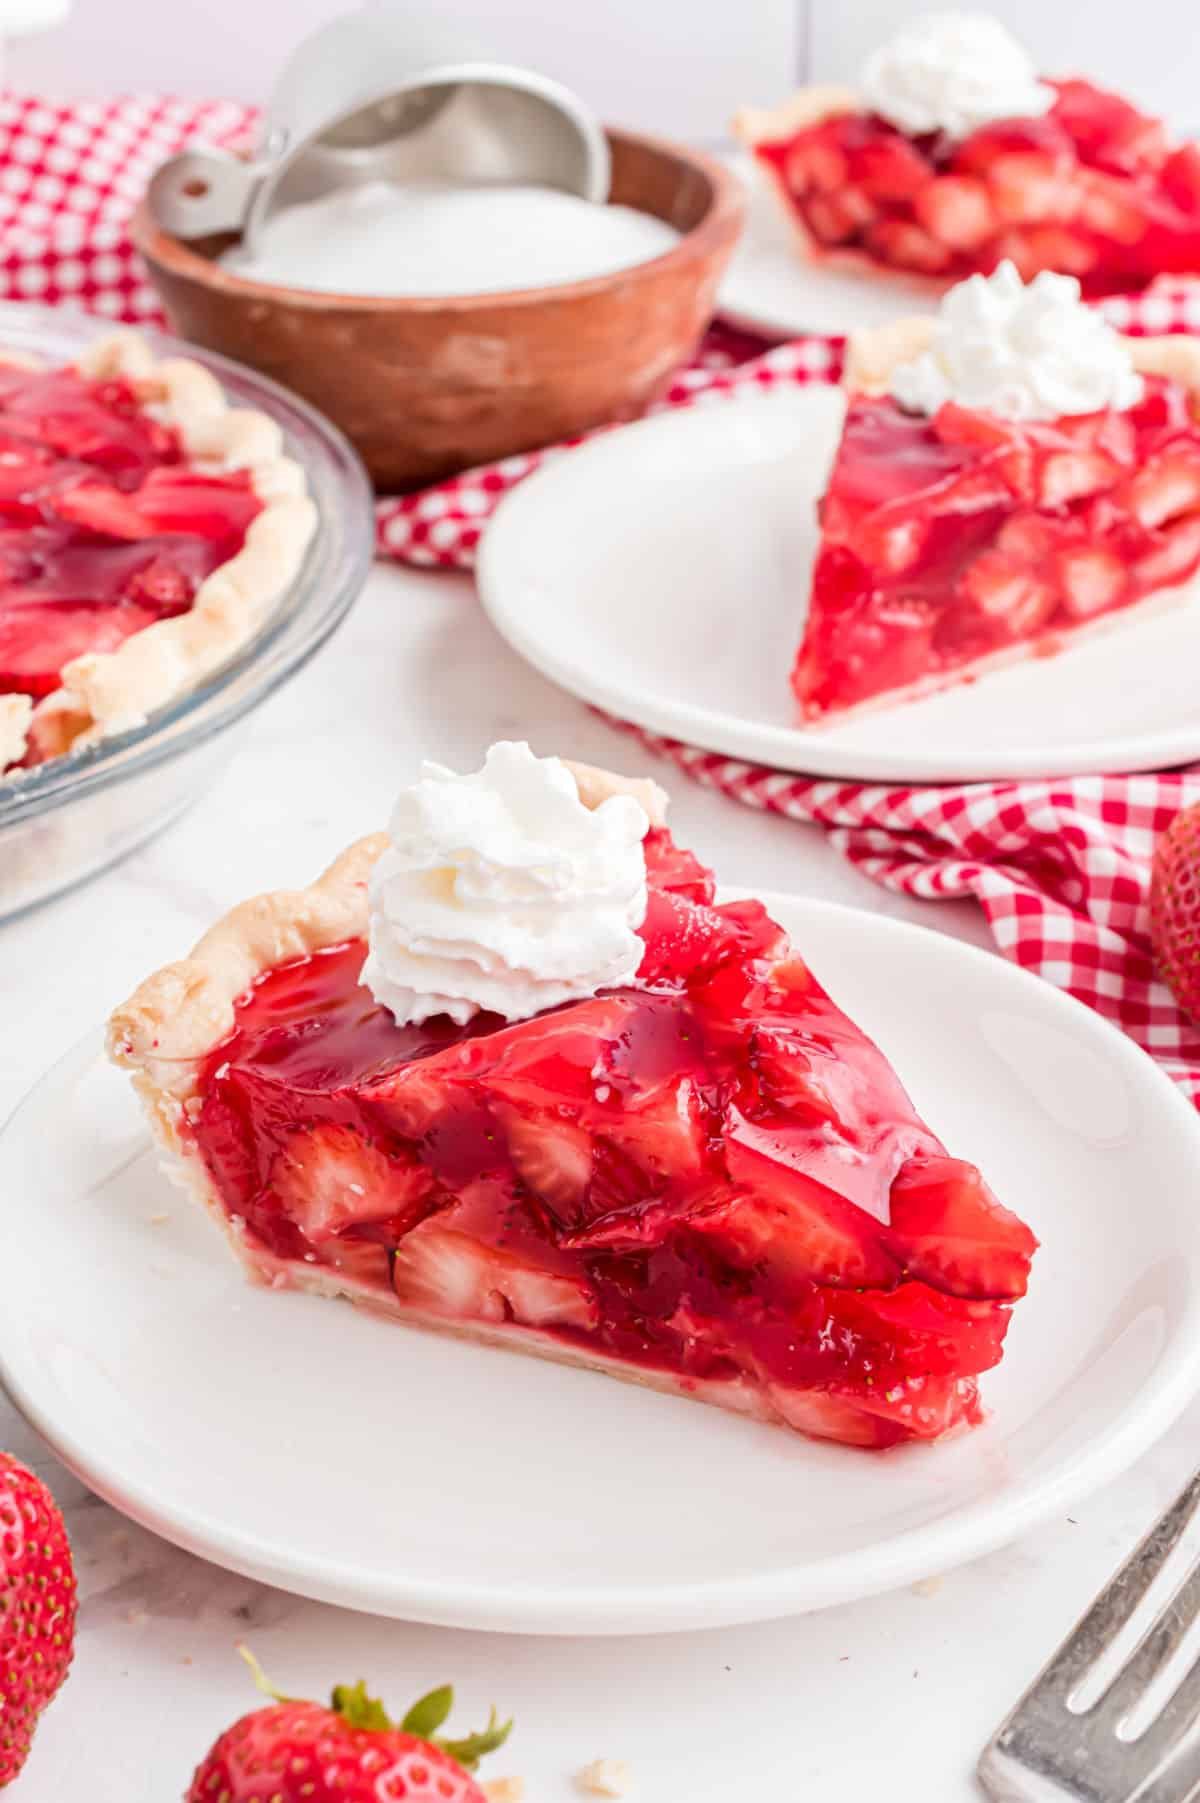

left=890, top=262, right=1143, bottom=422
left=362, top=742, right=651, bottom=1027
left=861, top=11, right=1054, bottom=140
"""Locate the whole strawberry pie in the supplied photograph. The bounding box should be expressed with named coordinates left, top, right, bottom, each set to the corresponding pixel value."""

left=735, top=11, right=1200, bottom=296
left=110, top=743, right=1037, bottom=1450
left=795, top=260, right=1200, bottom=722
left=0, top=331, right=315, bottom=779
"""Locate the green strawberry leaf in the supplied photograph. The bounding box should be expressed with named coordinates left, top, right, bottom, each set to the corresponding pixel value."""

left=331, top=1679, right=394, bottom=1733
left=437, top=1706, right=514, bottom=1771
left=401, top=1684, right=455, bottom=1739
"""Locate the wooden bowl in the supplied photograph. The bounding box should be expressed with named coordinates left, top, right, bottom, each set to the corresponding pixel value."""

left=133, top=130, right=746, bottom=491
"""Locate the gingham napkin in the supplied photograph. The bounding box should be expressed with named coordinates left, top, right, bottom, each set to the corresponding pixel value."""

left=5, top=90, right=1200, bottom=1100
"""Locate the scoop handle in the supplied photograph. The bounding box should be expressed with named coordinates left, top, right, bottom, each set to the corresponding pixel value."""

left=147, top=147, right=269, bottom=240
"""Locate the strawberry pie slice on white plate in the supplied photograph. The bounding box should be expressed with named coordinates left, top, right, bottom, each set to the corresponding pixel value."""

left=109, top=743, right=1037, bottom=1452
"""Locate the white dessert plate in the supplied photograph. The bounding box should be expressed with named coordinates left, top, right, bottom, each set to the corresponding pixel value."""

left=4, top=895, right=1200, bottom=1634
left=716, top=149, right=941, bottom=341
left=478, top=384, right=1200, bottom=782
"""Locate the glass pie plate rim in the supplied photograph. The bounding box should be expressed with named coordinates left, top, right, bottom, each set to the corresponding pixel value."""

left=0, top=300, right=374, bottom=832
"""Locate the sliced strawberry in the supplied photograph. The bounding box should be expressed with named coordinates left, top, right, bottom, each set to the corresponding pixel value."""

left=636, top=889, right=782, bottom=985
left=956, top=112, right=1075, bottom=177
left=932, top=404, right=1036, bottom=498
left=812, top=1281, right=1013, bottom=1386
left=820, top=1371, right=985, bottom=1443
left=994, top=512, right=1069, bottom=560
left=47, top=478, right=150, bottom=539
left=985, top=151, right=1077, bottom=225
left=719, top=1124, right=899, bottom=1289
left=886, top=1156, right=1037, bottom=1299
left=1123, top=451, right=1200, bottom=528
left=269, top=1122, right=435, bottom=1243
left=959, top=552, right=1058, bottom=635
left=599, top=1075, right=708, bottom=1184
left=1050, top=78, right=1167, bottom=177
left=993, top=225, right=1098, bottom=279
left=1056, top=545, right=1127, bottom=618
left=913, top=175, right=996, bottom=251
left=391, top=1220, right=598, bottom=1330
left=1135, top=515, right=1200, bottom=588
left=1162, top=143, right=1200, bottom=212
left=784, top=135, right=848, bottom=196
left=851, top=134, right=931, bottom=202
left=641, top=824, right=715, bottom=904
left=854, top=509, right=929, bottom=575
left=805, top=188, right=876, bottom=244
left=1038, top=449, right=1122, bottom=506
left=864, top=217, right=953, bottom=273
left=1076, top=171, right=1147, bottom=244
left=502, top=1110, right=593, bottom=1218
left=744, top=1029, right=841, bottom=1121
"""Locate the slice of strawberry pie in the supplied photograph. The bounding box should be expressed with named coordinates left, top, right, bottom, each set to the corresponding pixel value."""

left=0, top=330, right=315, bottom=777
left=794, top=261, right=1200, bottom=722
left=735, top=12, right=1200, bottom=297
left=109, top=743, right=1036, bottom=1450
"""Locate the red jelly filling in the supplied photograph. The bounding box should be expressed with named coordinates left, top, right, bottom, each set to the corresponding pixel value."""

left=0, top=365, right=262, bottom=725
left=795, top=376, right=1200, bottom=720
left=189, top=827, right=1037, bottom=1448
left=755, top=79, right=1200, bottom=295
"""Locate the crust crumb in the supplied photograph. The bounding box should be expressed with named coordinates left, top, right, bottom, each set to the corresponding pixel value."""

left=484, top=1779, right=526, bottom=1802
left=576, top=1759, right=632, bottom=1796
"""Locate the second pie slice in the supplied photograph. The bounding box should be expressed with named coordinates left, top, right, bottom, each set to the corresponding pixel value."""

left=794, top=263, right=1200, bottom=723
left=109, top=744, right=1036, bottom=1450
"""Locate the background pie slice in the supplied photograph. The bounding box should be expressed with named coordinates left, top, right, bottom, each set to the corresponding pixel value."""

left=109, top=761, right=1037, bottom=1451
left=794, top=324, right=1200, bottom=723
left=735, top=78, right=1200, bottom=296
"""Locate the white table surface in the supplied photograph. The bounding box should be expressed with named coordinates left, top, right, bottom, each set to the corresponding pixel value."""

left=3, top=559, right=1196, bottom=1802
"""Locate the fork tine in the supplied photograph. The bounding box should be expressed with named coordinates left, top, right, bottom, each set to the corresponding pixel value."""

left=1128, top=1640, right=1200, bottom=1783
left=1090, top=1557, right=1200, bottom=1725
left=1026, top=1470, right=1200, bottom=1699
left=1126, top=1731, right=1200, bottom=1803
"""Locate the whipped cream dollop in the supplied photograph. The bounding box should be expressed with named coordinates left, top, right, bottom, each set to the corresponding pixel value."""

left=861, top=11, right=1054, bottom=140
left=890, top=261, right=1143, bottom=422
left=362, top=742, right=651, bottom=1027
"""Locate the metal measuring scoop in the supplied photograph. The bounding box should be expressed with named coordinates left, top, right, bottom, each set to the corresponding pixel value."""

left=148, top=4, right=611, bottom=252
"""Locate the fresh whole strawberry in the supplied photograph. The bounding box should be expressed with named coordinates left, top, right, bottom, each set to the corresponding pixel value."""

left=187, top=1652, right=512, bottom=1803
left=1150, top=801, right=1200, bottom=1023
left=0, top=1453, right=76, bottom=1789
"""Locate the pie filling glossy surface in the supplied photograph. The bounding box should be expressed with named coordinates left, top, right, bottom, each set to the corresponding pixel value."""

left=795, top=375, right=1200, bottom=721
left=187, top=826, right=1037, bottom=1448
left=754, top=80, right=1200, bottom=294
left=0, top=362, right=261, bottom=760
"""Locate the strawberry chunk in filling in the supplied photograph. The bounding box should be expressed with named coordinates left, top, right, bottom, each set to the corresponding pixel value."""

left=754, top=80, right=1200, bottom=296
left=795, top=375, right=1200, bottom=721
left=189, top=826, right=1037, bottom=1449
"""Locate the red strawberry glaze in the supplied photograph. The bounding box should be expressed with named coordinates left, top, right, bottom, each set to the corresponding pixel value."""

left=754, top=79, right=1200, bottom=296
left=188, top=827, right=1036, bottom=1448
left=795, top=376, right=1200, bottom=721
left=0, top=364, right=262, bottom=734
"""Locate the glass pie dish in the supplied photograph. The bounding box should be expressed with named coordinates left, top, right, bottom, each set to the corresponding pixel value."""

left=0, top=304, right=373, bottom=921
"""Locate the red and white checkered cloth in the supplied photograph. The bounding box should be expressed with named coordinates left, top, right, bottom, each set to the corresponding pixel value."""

left=5, top=92, right=1200, bottom=1101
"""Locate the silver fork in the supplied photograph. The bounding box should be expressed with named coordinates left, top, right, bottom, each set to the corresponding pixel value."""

left=980, top=1470, right=1200, bottom=1802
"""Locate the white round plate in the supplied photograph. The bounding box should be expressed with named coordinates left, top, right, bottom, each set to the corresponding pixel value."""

left=716, top=150, right=938, bottom=340
left=478, top=385, right=1200, bottom=782
left=5, top=896, right=1200, bottom=1634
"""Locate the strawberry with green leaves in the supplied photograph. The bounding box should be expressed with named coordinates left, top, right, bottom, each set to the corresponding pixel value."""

left=0, top=1452, right=76, bottom=1790
left=186, top=1653, right=512, bottom=1803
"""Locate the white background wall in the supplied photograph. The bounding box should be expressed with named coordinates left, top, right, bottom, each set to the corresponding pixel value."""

left=7, top=0, right=1195, bottom=138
